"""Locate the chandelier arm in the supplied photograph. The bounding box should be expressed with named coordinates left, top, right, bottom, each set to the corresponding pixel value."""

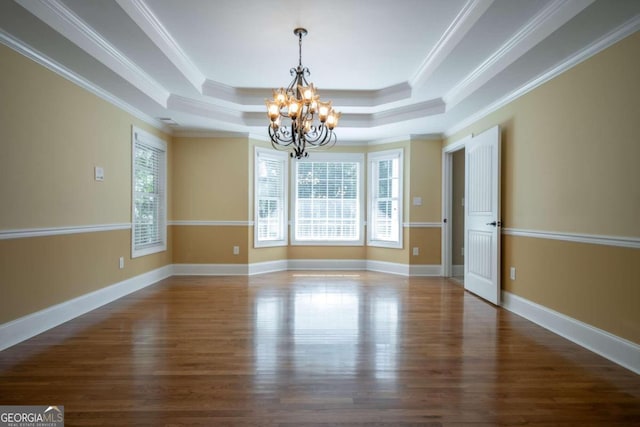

left=267, top=28, right=338, bottom=159
left=303, top=123, right=330, bottom=144
left=268, top=124, right=294, bottom=146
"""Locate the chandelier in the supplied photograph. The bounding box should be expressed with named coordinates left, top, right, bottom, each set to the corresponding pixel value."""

left=265, top=28, right=340, bottom=159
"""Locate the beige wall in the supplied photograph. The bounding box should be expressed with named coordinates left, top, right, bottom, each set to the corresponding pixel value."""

left=173, top=136, right=445, bottom=266
left=445, top=32, right=640, bottom=343
left=408, top=138, right=442, bottom=266
left=0, top=44, right=172, bottom=324
left=172, top=136, right=248, bottom=221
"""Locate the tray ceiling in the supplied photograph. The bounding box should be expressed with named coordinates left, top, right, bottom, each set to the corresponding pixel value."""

left=1, top=0, right=638, bottom=141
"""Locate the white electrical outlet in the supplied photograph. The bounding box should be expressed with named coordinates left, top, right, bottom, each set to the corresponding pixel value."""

left=119, top=256, right=124, bottom=269
left=412, top=247, right=419, bottom=256
left=233, top=246, right=240, bottom=255
left=510, top=267, right=516, bottom=280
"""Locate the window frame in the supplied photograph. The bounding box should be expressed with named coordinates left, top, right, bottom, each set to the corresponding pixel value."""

left=131, top=126, right=167, bottom=258
left=254, top=147, right=289, bottom=248
left=291, top=152, right=365, bottom=246
left=367, top=148, right=404, bottom=249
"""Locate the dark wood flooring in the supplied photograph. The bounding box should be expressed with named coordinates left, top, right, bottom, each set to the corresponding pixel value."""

left=1, top=272, right=638, bottom=426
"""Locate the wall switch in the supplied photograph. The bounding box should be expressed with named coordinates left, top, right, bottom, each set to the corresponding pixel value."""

left=119, top=256, right=124, bottom=269
left=510, top=267, right=516, bottom=280
left=412, top=247, right=419, bottom=256
left=233, top=246, right=240, bottom=255
left=94, top=166, right=104, bottom=181
left=412, top=196, right=422, bottom=206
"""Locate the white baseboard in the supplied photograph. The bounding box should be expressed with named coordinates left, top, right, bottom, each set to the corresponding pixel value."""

left=287, top=259, right=367, bottom=271
left=366, top=260, right=410, bottom=276
left=501, top=291, right=640, bottom=375
left=409, top=264, right=443, bottom=276
left=0, top=265, right=172, bottom=352
left=173, top=263, right=249, bottom=275
left=452, top=264, right=464, bottom=277
left=171, top=260, right=440, bottom=277
left=248, top=260, right=288, bottom=275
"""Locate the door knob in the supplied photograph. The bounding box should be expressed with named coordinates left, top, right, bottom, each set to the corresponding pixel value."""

left=486, top=221, right=501, bottom=227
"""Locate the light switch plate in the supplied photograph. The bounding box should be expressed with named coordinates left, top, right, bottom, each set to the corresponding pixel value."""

left=413, top=196, right=422, bottom=206
left=95, top=166, right=104, bottom=181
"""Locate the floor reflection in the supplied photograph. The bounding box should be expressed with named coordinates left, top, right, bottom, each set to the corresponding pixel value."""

left=253, top=274, right=400, bottom=388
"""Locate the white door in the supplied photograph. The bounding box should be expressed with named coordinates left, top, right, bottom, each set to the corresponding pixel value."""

left=464, top=126, right=501, bottom=305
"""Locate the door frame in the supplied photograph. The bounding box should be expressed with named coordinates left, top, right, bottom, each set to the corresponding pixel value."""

left=441, top=135, right=471, bottom=278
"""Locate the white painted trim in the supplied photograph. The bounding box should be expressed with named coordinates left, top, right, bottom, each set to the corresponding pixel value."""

left=202, top=80, right=413, bottom=108
left=403, top=222, right=442, bottom=228
left=176, top=130, right=249, bottom=139
left=452, top=264, right=464, bottom=277
left=409, top=264, right=443, bottom=277
left=0, top=223, right=131, bottom=240
left=366, top=260, right=410, bottom=276
left=14, top=0, right=169, bottom=107
left=0, top=265, right=172, bottom=352
left=169, top=220, right=253, bottom=227
left=410, top=0, right=494, bottom=88
left=168, top=95, right=243, bottom=124
left=131, top=127, right=168, bottom=259
left=115, top=0, right=206, bottom=93
left=445, top=14, right=640, bottom=137
left=501, top=291, right=640, bottom=375
left=173, top=263, right=249, bottom=276
left=248, top=260, right=289, bottom=276
left=444, top=0, right=595, bottom=108
left=502, top=228, right=640, bottom=249
left=0, top=30, right=169, bottom=134
left=368, top=149, right=404, bottom=249
left=288, top=259, right=368, bottom=271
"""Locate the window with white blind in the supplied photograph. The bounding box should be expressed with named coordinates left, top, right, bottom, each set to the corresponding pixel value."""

left=254, top=148, right=288, bottom=247
left=132, top=127, right=167, bottom=258
left=292, top=153, right=364, bottom=245
left=368, top=149, right=403, bottom=248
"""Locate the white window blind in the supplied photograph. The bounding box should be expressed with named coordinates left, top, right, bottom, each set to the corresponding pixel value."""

left=255, top=148, right=287, bottom=247
left=132, top=127, right=166, bottom=257
left=368, top=149, right=403, bottom=248
left=293, top=153, right=364, bottom=245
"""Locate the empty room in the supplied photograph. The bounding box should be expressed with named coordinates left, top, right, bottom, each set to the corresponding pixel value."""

left=1, top=0, right=639, bottom=425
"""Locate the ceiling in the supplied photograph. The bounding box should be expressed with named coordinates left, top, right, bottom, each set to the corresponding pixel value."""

left=1, top=0, right=639, bottom=142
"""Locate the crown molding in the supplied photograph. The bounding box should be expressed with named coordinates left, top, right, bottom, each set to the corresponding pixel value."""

left=203, top=79, right=413, bottom=108
left=237, top=97, right=445, bottom=129
left=168, top=94, right=244, bottom=125
left=115, top=0, right=206, bottom=93
left=15, top=0, right=170, bottom=107
left=410, top=133, right=443, bottom=141
left=174, top=130, right=249, bottom=139
left=0, top=29, right=169, bottom=133
left=410, top=0, right=494, bottom=88
left=444, top=14, right=640, bottom=137
left=444, top=0, right=595, bottom=108
left=371, top=98, right=445, bottom=126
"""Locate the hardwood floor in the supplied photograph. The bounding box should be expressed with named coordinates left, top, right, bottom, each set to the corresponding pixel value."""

left=1, top=272, right=638, bottom=426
